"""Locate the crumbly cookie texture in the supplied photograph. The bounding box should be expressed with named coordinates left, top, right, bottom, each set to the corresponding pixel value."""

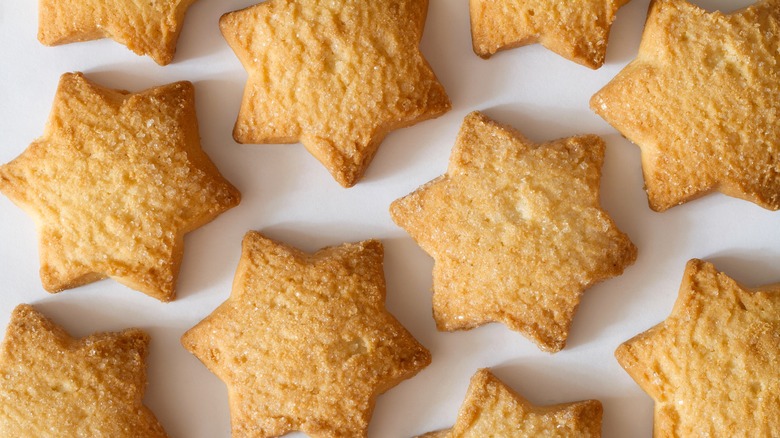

left=469, top=0, right=631, bottom=68
left=616, top=259, right=780, bottom=437
left=181, top=232, right=431, bottom=437
left=416, top=369, right=602, bottom=438
left=390, top=111, right=637, bottom=352
left=0, top=72, right=240, bottom=301
left=38, top=0, right=197, bottom=65
left=220, top=0, right=451, bottom=187
left=0, top=304, right=167, bottom=437
left=591, top=0, right=780, bottom=211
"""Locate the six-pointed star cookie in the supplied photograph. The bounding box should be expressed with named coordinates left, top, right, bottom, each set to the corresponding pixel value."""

left=591, top=0, right=780, bottom=211
left=0, top=72, right=240, bottom=302
left=616, top=259, right=780, bottom=436
left=469, top=0, right=632, bottom=68
left=390, top=112, right=637, bottom=352
left=181, top=232, right=431, bottom=437
left=0, top=304, right=167, bottom=437
left=38, top=0, right=198, bottom=65
left=220, top=0, right=451, bottom=187
left=417, top=369, right=603, bottom=438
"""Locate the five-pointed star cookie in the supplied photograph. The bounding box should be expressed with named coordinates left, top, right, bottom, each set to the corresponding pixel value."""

left=219, top=0, right=451, bottom=187
left=469, top=0, right=632, bottom=68
left=0, top=304, right=167, bottom=437
left=616, top=259, right=780, bottom=436
left=591, top=0, right=780, bottom=211
left=417, top=369, right=603, bottom=438
left=0, top=72, right=240, bottom=302
left=38, top=0, right=198, bottom=65
left=181, top=231, right=431, bottom=437
left=390, top=112, right=637, bottom=352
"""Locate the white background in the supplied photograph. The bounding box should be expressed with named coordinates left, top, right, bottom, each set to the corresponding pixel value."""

left=0, top=0, right=776, bottom=437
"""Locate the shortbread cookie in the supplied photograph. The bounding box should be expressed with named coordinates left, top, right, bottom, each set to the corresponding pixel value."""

left=0, top=72, right=240, bottom=301
left=470, top=0, right=631, bottom=68
left=38, top=0, right=197, bottom=65
left=417, top=432, right=449, bottom=438
left=390, top=112, right=637, bottom=352
left=416, top=369, right=603, bottom=437
left=0, top=304, right=167, bottom=437
left=220, top=0, right=451, bottom=187
left=616, top=259, right=780, bottom=436
left=181, top=232, right=431, bottom=437
left=591, top=0, right=780, bottom=211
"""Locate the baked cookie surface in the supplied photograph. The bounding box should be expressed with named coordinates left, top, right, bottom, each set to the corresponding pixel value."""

left=469, top=0, right=631, bottom=68
left=390, top=112, right=637, bottom=352
left=416, top=369, right=602, bottom=438
left=0, top=304, right=167, bottom=437
left=181, top=232, right=431, bottom=437
left=616, top=259, right=780, bottom=437
left=591, top=0, right=780, bottom=211
left=220, top=0, right=451, bottom=187
left=38, top=0, right=198, bottom=65
left=0, top=72, right=240, bottom=301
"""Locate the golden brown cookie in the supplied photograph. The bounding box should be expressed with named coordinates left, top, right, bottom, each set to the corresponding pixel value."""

left=469, top=0, right=631, bottom=68
left=220, top=0, right=451, bottom=187
left=616, top=259, right=780, bottom=436
left=390, top=111, right=637, bottom=352
left=37, top=0, right=197, bottom=65
left=0, top=304, right=167, bottom=437
left=0, top=72, right=240, bottom=302
left=416, top=432, right=449, bottom=438
left=591, top=0, right=780, bottom=211
left=181, top=231, right=431, bottom=437
left=416, top=369, right=603, bottom=437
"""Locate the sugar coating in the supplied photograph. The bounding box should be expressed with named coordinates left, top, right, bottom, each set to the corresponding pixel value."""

left=591, top=0, right=780, bottom=211
left=181, top=232, right=431, bottom=437
left=220, top=0, right=451, bottom=187
left=0, top=304, right=166, bottom=437
left=390, top=112, right=637, bottom=352
left=0, top=72, right=240, bottom=301
left=616, top=259, right=780, bottom=437
left=416, top=369, right=602, bottom=438
left=469, top=0, right=631, bottom=68
left=37, top=0, right=197, bottom=65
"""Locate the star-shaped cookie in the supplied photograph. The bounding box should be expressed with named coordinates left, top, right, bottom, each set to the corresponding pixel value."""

left=417, top=369, right=603, bottom=437
left=469, top=0, right=632, bottom=68
left=591, top=0, right=780, bottom=211
left=0, top=304, right=166, bottom=437
left=390, top=112, right=637, bottom=352
left=38, top=0, right=197, bottom=65
left=616, top=259, right=780, bottom=436
left=220, top=0, right=451, bottom=187
left=0, top=72, right=240, bottom=301
left=181, top=232, right=431, bottom=437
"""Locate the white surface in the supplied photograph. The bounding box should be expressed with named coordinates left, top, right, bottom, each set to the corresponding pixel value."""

left=0, top=0, right=776, bottom=437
